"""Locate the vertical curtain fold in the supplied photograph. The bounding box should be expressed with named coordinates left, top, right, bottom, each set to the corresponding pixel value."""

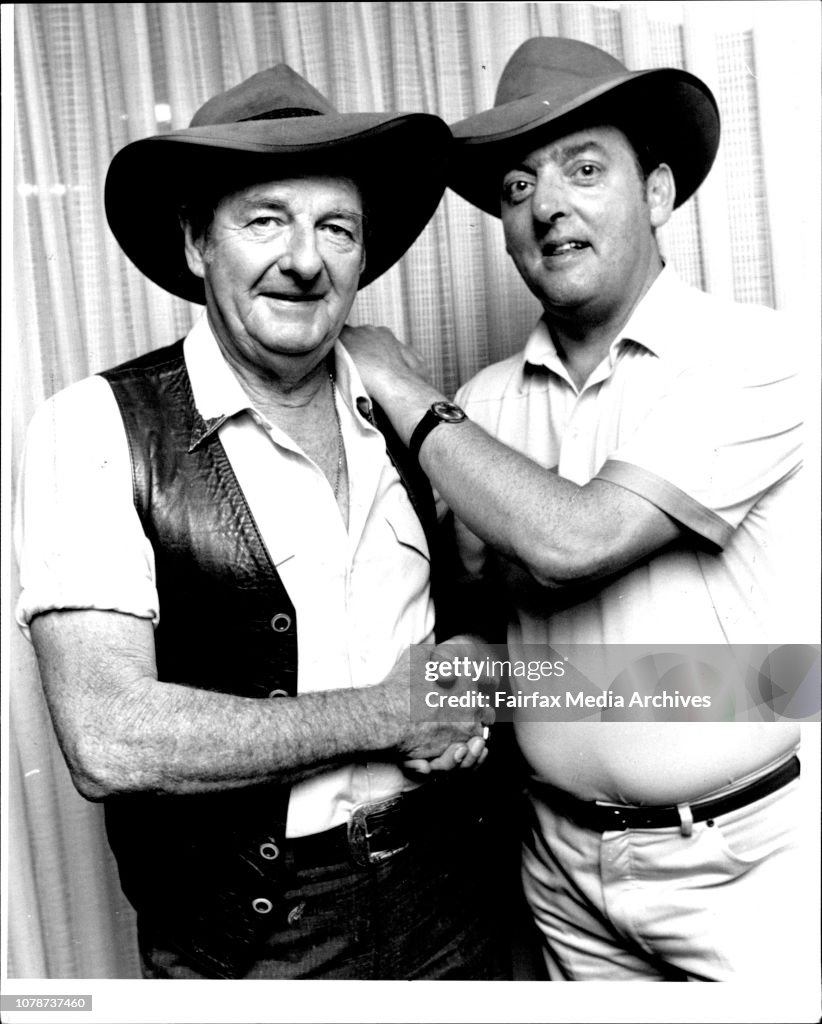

left=8, top=1, right=815, bottom=979
left=752, top=1, right=821, bottom=327
left=681, top=6, right=736, bottom=300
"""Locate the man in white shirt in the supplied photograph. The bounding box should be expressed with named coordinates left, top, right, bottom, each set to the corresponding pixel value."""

left=342, top=37, right=817, bottom=982
left=15, top=64, right=505, bottom=980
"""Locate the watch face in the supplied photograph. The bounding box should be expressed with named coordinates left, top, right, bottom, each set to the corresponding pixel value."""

left=432, top=400, right=466, bottom=423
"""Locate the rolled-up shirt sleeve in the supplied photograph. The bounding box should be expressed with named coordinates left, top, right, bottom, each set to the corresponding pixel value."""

left=14, top=375, right=159, bottom=638
left=595, top=351, right=804, bottom=550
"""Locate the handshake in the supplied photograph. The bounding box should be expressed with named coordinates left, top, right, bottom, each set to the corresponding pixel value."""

left=387, top=635, right=498, bottom=777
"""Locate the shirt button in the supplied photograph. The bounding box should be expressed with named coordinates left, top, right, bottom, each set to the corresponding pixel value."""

left=270, top=613, right=292, bottom=633
left=287, top=902, right=306, bottom=925
left=268, top=688, right=289, bottom=699
left=252, top=897, right=273, bottom=915
left=259, top=841, right=280, bottom=861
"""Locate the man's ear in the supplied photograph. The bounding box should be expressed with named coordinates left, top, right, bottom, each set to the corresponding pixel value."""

left=182, top=219, right=207, bottom=280
left=646, top=163, right=676, bottom=230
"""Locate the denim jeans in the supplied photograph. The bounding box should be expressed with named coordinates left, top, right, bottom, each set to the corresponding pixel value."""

left=141, top=804, right=512, bottom=980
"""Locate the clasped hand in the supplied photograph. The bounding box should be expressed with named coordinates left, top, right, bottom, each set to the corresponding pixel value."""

left=400, top=635, right=497, bottom=777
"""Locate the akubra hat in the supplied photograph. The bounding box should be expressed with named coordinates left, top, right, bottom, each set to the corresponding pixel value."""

left=449, top=37, right=720, bottom=216
left=105, top=65, right=452, bottom=303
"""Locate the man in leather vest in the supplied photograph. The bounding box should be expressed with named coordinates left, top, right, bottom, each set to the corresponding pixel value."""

left=15, top=65, right=508, bottom=980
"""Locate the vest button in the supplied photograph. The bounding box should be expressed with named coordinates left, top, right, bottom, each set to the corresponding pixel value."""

left=259, top=841, right=280, bottom=861
left=252, top=897, right=273, bottom=915
left=270, top=613, right=292, bottom=632
left=268, top=688, right=289, bottom=699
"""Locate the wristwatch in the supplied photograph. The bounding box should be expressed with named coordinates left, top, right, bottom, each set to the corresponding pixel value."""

left=408, top=400, right=467, bottom=460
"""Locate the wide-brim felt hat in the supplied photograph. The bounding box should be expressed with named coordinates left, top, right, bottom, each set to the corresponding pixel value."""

left=105, top=65, right=452, bottom=302
left=449, top=37, right=720, bottom=216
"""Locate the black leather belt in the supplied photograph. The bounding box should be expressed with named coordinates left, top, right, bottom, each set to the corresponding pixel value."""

left=528, top=755, right=799, bottom=832
left=288, top=778, right=477, bottom=869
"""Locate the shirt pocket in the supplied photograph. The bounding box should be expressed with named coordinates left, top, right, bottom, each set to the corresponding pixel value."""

left=353, top=482, right=433, bottom=646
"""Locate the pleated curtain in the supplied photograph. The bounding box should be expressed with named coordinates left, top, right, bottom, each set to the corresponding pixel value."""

left=7, top=1, right=820, bottom=979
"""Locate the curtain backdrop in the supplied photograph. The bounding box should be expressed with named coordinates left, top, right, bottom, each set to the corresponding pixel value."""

left=7, top=1, right=821, bottom=980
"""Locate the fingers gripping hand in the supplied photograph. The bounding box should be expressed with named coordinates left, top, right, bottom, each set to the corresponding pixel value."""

left=402, top=635, right=498, bottom=774
left=387, top=641, right=493, bottom=771
left=402, top=733, right=489, bottom=776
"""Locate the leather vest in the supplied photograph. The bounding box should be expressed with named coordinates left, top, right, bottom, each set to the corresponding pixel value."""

left=99, top=339, right=443, bottom=977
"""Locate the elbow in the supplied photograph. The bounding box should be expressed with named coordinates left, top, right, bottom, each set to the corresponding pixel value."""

left=63, top=745, right=116, bottom=801
left=54, top=678, right=165, bottom=800
left=64, top=731, right=139, bottom=801
left=69, top=769, right=110, bottom=803
left=521, top=535, right=611, bottom=590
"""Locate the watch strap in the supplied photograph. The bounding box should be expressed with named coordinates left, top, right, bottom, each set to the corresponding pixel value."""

left=408, top=401, right=467, bottom=460
left=408, top=408, right=442, bottom=461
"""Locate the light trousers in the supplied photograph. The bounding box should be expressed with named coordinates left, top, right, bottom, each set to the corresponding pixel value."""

left=522, top=778, right=814, bottom=981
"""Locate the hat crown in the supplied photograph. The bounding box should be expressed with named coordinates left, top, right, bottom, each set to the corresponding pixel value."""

left=190, top=64, right=338, bottom=127
left=495, top=37, right=629, bottom=106
left=106, top=65, right=451, bottom=301
left=449, top=35, right=719, bottom=218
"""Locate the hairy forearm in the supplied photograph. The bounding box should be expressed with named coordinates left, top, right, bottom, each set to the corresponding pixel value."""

left=31, top=610, right=449, bottom=801
left=93, top=675, right=406, bottom=797
left=365, top=369, right=596, bottom=582
left=365, top=367, right=680, bottom=587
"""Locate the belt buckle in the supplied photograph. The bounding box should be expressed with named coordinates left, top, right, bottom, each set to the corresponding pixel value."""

left=347, top=795, right=409, bottom=868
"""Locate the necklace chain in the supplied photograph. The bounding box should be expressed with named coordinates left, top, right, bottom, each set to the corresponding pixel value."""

left=329, top=372, right=344, bottom=499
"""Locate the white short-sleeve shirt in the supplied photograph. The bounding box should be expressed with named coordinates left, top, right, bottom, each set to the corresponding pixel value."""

left=455, top=268, right=810, bottom=649
left=16, top=313, right=435, bottom=836
left=454, top=270, right=810, bottom=800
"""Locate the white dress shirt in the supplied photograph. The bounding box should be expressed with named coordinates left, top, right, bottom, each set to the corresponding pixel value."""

left=16, top=313, right=435, bottom=835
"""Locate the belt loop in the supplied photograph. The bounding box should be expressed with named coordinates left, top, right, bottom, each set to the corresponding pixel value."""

left=676, top=802, right=694, bottom=837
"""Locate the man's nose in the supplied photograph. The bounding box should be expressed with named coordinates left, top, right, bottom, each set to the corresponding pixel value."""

left=531, top=171, right=567, bottom=225
left=278, top=223, right=323, bottom=280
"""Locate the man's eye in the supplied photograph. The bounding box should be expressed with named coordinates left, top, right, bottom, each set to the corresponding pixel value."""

left=249, top=216, right=279, bottom=228
left=323, top=223, right=355, bottom=241
left=502, top=179, right=534, bottom=204
left=572, top=163, right=601, bottom=181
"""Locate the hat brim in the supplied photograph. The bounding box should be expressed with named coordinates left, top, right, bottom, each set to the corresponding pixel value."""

left=105, top=113, right=451, bottom=303
left=448, top=68, right=720, bottom=215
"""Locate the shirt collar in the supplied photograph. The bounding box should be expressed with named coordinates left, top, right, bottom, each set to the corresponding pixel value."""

left=184, top=312, right=253, bottom=422
left=612, top=265, right=685, bottom=360
left=183, top=311, right=374, bottom=429
left=330, top=340, right=373, bottom=422
left=521, top=265, right=686, bottom=379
